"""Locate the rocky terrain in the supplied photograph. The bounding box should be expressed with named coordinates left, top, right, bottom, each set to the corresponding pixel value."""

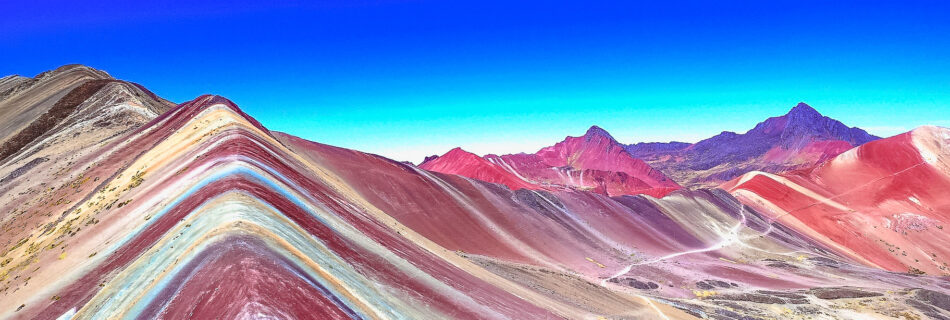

left=0, top=65, right=947, bottom=319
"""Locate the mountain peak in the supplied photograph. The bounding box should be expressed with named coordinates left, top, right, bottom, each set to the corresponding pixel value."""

left=34, top=64, right=112, bottom=80
left=420, top=154, right=440, bottom=165
left=786, top=102, right=822, bottom=119
left=777, top=102, right=878, bottom=143
left=420, top=147, right=478, bottom=166
left=442, top=146, right=479, bottom=159
left=583, top=125, right=616, bottom=141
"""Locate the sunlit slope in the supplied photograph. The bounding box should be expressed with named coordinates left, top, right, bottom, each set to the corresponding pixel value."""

left=725, top=126, right=950, bottom=275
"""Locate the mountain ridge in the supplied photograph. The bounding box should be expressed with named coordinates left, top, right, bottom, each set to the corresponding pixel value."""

left=627, top=102, right=880, bottom=186
left=422, top=125, right=681, bottom=197
left=0, top=65, right=174, bottom=163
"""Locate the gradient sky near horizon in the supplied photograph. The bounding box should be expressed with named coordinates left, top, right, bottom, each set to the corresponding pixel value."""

left=3, top=1, right=949, bottom=162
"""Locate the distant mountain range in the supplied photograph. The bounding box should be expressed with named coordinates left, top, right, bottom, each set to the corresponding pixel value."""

left=424, top=102, right=880, bottom=195
left=627, top=102, right=880, bottom=187
left=420, top=125, right=681, bottom=197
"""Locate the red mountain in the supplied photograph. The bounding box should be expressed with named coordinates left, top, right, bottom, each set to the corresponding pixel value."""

left=421, top=126, right=680, bottom=197
left=723, top=125, right=950, bottom=274
left=414, top=147, right=540, bottom=191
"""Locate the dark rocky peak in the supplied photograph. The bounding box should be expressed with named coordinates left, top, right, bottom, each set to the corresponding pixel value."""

left=783, top=102, right=827, bottom=129
left=420, top=154, right=440, bottom=165
left=751, top=102, right=829, bottom=136
left=774, top=103, right=879, bottom=145
left=582, top=125, right=618, bottom=142
left=787, top=102, right=821, bottom=118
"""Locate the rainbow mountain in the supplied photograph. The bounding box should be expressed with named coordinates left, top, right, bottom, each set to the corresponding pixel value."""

left=1, top=66, right=949, bottom=319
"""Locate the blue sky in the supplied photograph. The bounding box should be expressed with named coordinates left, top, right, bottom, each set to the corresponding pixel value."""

left=3, top=1, right=949, bottom=162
